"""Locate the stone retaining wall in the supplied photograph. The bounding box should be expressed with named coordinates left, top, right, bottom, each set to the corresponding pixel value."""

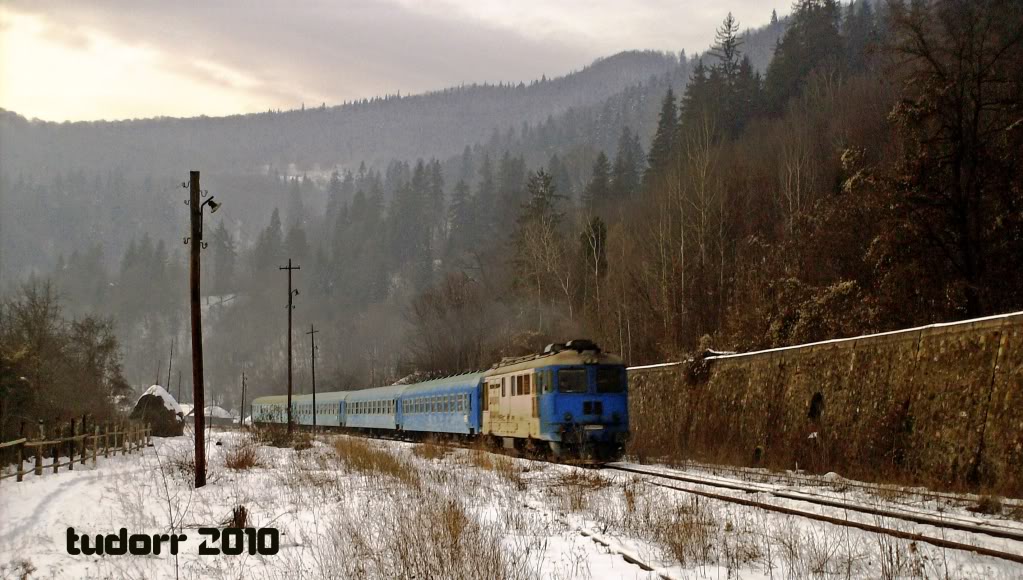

left=627, top=312, right=1023, bottom=496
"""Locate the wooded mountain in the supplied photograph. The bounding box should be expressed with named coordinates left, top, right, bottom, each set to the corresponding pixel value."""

left=0, top=51, right=681, bottom=178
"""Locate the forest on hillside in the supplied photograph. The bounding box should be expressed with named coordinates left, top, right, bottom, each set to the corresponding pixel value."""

left=1, top=0, right=1021, bottom=436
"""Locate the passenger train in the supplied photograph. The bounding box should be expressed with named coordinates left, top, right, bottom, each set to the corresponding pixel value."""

left=251, top=340, right=628, bottom=460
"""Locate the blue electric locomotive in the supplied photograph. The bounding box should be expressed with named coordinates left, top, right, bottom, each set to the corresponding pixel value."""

left=251, top=340, right=628, bottom=460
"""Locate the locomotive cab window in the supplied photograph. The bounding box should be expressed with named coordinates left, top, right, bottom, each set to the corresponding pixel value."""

left=596, top=368, right=625, bottom=393
left=558, top=369, right=588, bottom=393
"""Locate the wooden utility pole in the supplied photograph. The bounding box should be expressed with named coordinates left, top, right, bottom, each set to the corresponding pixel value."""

left=240, top=372, right=247, bottom=428
left=167, top=337, right=175, bottom=388
left=188, top=170, right=207, bottom=488
left=306, top=325, right=319, bottom=429
left=279, top=259, right=300, bottom=434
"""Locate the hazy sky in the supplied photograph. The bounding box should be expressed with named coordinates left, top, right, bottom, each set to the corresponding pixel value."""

left=0, top=1, right=790, bottom=122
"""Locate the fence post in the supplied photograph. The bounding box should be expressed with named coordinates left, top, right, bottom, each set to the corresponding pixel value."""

left=93, top=426, right=99, bottom=466
left=34, top=422, right=45, bottom=476
left=69, top=419, right=75, bottom=472
left=122, top=424, right=127, bottom=456
left=80, top=415, right=87, bottom=466
left=104, top=424, right=110, bottom=458
left=52, top=442, right=59, bottom=474
left=16, top=442, right=25, bottom=482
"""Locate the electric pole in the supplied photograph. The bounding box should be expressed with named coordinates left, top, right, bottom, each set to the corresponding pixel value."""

left=167, top=336, right=175, bottom=388
left=187, top=170, right=207, bottom=489
left=306, top=325, right=319, bottom=429
left=279, top=259, right=300, bottom=434
left=240, top=372, right=247, bottom=429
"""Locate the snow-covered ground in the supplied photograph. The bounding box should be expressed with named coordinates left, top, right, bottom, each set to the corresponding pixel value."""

left=1, top=431, right=1021, bottom=579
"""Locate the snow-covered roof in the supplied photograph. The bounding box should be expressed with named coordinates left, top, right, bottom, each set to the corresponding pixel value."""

left=136, top=385, right=182, bottom=415
left=185, top=405, right=235, bottom=419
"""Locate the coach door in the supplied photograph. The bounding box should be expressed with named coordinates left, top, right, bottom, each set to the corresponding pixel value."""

left=484, top=378, right=501, bottom=431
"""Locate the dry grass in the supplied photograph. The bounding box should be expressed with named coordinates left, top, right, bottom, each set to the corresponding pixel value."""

left=651, top=497, right=716, bottom=566
left=465, top=448, right=525, bottom=489
left=968, top=494, right=1004, bottom=515
left=546, top=469, right=612, bottom=512
left=412, top=438, right=451, bottom=461
left=0, top=559, right=36, bottom=580
left=224, top=443, right=262, bottom=470
left=334, top=436, right=420, bottom=488
left=252, top=424, right=313, bottom=450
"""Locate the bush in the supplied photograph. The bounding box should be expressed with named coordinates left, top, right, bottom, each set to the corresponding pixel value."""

left=225, top=444, right=262, bottom=470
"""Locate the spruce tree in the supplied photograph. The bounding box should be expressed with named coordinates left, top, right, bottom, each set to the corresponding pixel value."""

left=612, top=126, right=643, bottom=199
left=645, top=88, right=679, bottom=183
left=765, top=0, right=844, bottom=112
left=583, top=152, right=612, bottom=210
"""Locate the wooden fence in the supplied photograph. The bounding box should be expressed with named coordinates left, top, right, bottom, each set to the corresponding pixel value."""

left=0, top=422, right=151, bottom=486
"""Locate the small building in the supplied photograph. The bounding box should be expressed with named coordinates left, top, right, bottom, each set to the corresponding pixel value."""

left=184, top=405, right=237, bottom=427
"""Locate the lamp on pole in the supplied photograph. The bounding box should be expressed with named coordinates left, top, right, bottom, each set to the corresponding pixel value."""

left=184, top=170, right=221, bottom=489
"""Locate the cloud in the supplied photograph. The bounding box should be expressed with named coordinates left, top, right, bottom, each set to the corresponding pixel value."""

left=1, top=0, right=789, bottom=121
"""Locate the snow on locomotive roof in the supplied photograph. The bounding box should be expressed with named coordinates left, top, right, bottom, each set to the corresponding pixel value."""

left=490, top=342, right=624, bottom=374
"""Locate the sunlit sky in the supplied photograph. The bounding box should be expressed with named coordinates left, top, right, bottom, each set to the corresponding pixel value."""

left=0, top=1, right=790, bottom=122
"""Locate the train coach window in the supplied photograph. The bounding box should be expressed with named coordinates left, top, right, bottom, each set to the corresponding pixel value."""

left=525, top=374, right=532, bottom=395
left=558, top=369, right=588, bottom=393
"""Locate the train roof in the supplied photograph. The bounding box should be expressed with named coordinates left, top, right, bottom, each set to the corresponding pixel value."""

left=401, top=372, right=487, bottom=396
left=343, top=384, right=409, bottom=402
left=251, top=391, right=350, bottom=405
left=488, top=346, right=624, bottom=375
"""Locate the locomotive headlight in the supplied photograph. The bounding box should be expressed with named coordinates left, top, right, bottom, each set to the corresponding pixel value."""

left=563, top=412, right=573, bottom=423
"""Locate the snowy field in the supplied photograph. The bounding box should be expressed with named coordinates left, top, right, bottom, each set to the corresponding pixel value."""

left=2, top=430, right=1022, bottom=580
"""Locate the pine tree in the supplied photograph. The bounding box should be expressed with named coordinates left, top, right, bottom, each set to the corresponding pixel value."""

left=325, top=169, right=343, bottom=226
left=711, top=12, right=744, bottom=82
left=844, top=0, right=877, bottom=72
left=611, top=126, right=643, bottom=200
left=765, top=0, right=844, bottom=112
left=476, top=153, right=496, bottom=229
left=447, top=179, right=475, bottom=257
left=583, top=152, right=612, bottom=210
left=211, top=220, right=236, bottom=295
left=254, top=208, right=284, bottom=274
left=285, top=224, right=310, bottom=265
left=287, top=177, right=306, bottom=227
left=645, top=88, right=679, bottom=183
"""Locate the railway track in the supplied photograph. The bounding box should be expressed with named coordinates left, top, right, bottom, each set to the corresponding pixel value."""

left=251, top=427, right=1023, bottom=565
left=668, top=458, right=1023, bottom=512
left=604, top=463, right=1023, bottom=565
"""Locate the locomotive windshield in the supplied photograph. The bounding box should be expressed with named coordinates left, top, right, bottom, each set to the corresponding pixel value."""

left=596, top=368, right=625, bottom=393
left=558, top=369, right=588, bottom=393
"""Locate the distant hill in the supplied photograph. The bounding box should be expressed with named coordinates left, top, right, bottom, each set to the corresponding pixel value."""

left=0, top=18, right=787, bottom=283
left=0, top=51, right=679, bottom=179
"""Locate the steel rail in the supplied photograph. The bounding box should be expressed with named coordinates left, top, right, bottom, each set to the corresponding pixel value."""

left=605, top=464, right=1023, bottom=565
